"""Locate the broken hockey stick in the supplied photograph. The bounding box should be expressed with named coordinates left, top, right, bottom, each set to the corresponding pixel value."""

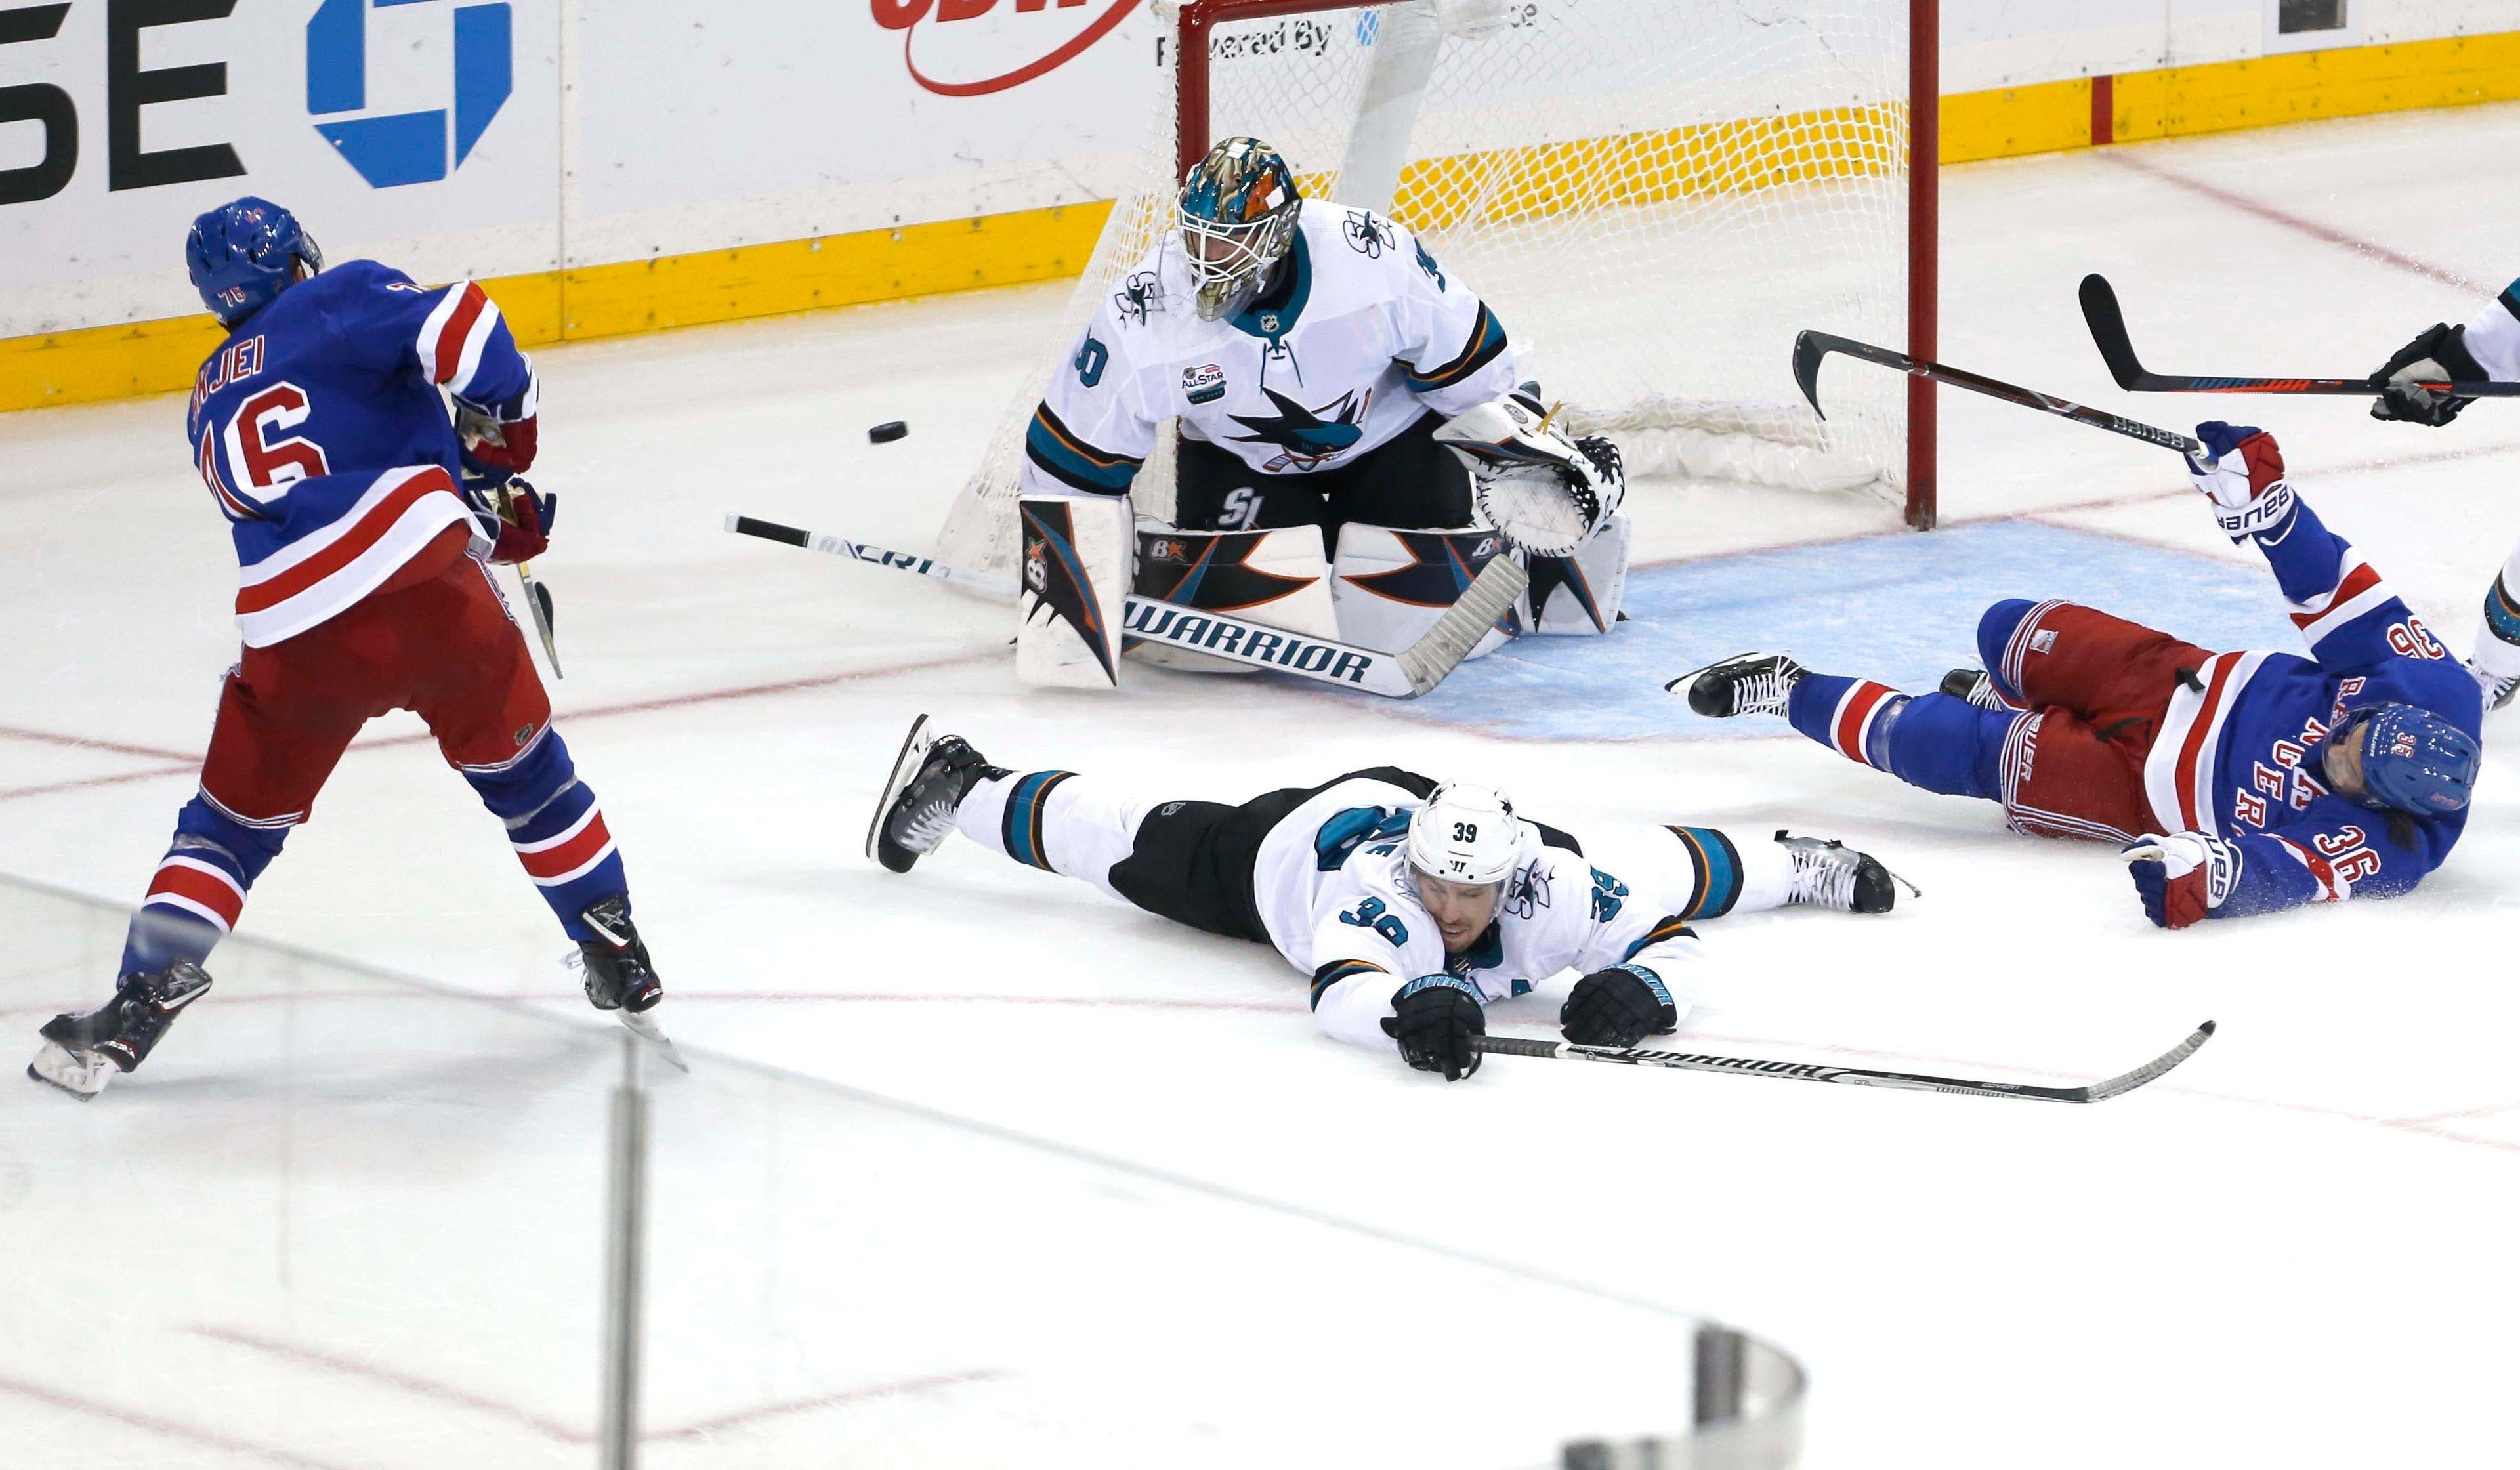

left=1472, top=1018, right=2214, bottom=1104
left=1794, top=329, right=2209, bottom=460
left=2079, top=273, right=2520, bottom=398
left=724, top=513, right=1526, bottom=699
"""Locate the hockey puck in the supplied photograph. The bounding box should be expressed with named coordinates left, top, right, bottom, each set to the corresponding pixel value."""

left=868, top=421, right=909, bottom=444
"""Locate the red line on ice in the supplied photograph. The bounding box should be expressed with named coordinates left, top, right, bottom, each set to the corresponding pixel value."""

left=2095, top=152, right=2485, bottom=292
left=0, top=1370, right=362, bottom=1469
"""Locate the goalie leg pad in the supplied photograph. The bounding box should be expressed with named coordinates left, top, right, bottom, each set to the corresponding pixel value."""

left=1332, top=524, right=1518, bottom=658
left=1129, top=522, right=1337, bottom=675
left=1018, top=495, right=1131, bottom=690
left=1522, top=512, right=1630, bottom=635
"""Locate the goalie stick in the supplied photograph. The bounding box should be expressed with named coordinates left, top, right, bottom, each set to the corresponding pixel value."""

left=1472, top=1019, right=2214, bottom=1104
left=724, top=513, right=1526, bottom=699
left=2079, top=273, right=2520, bottom=398
left=1794, top=329, right=2210, bottom=460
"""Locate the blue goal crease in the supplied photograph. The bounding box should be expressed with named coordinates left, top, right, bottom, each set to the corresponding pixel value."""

left=1395, top=521, right=2301, bottom=742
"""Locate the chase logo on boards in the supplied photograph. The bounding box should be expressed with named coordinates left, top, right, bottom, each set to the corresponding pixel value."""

left=870, top=0, right=1135, bottom=98
left=306, top=0, right=511, bottom=188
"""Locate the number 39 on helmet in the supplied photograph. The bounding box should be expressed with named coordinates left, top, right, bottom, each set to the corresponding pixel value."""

left=1405, top=782, right=1522, bottom=888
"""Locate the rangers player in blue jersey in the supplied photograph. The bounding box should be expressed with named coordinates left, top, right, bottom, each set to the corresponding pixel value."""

left=28, top=198, right=667, bottom=1099
left=1681, top=423, right=2481, bottom=929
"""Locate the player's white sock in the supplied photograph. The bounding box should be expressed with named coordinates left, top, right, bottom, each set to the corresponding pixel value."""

left=1734, top=832, right=1797, bottom=914
left=955, top=772, right=1154, bottom=901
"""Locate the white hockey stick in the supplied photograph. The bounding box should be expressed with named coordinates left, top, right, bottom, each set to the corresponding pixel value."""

left=724, top=513, right=1525, bottom=698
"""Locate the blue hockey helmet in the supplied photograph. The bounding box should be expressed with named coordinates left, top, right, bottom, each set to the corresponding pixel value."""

left=2332, top=702, right=2480, bottom=815
left=187, top=197, right=324, bottom=327
left=1179, top=136, right=1301, bottom=322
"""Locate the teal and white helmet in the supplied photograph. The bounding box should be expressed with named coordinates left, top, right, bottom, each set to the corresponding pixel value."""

left=1179, top=136, right=1302, bottom=322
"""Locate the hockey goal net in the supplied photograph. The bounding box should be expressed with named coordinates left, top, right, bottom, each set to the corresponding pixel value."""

left=939, top=0, right=1935, bottom=580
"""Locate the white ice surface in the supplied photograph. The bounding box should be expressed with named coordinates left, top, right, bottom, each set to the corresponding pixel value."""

left=9, top=105, right=2520, bottom=1465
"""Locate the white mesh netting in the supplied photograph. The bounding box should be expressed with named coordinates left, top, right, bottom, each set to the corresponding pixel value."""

left=940, top=0, right=1914, bottom=578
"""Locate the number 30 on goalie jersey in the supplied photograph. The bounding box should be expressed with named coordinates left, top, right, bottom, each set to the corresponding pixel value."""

left=1018, top=203, right=1522, bottom=499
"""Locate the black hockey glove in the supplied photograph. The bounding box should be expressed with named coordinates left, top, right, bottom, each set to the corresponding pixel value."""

left=2370, top=322, right=2486, bottom=426
left=1559, top=964, right=1676, bottom=1049
left=1380, top=976, right=1484, bottom=1081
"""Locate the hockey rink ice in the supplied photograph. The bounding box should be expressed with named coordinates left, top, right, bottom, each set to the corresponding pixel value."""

left=9, top=107, right=2520, bottom=1466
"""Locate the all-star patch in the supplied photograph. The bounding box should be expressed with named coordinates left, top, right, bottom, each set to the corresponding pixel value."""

left=1184, top=363, right=1227, bottom=405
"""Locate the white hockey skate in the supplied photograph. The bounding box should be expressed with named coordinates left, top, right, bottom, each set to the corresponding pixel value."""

left=1775, top=831, right=1916, bottom=915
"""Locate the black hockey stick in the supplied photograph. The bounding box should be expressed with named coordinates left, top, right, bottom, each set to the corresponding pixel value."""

left=1793, top=330, right=2208, bottom=459
left=1473, top=1019, right=2214, bottom=1104
left=2079, top=273, right=2520, bottom=398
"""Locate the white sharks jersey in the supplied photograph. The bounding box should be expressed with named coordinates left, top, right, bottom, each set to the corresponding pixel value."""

left=1246, top=778, right=1752, bottom=1057
left=1017, top=203, right=1521, bottom=499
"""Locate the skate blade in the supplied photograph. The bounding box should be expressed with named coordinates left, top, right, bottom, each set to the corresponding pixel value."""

left=617, top=1009, right=690, bottom=1073
left=27, top=1041, right=112, bottom=1100
left=864, top=713, right=934, bottom=865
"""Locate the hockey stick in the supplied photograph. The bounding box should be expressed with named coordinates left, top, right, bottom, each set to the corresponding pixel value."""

left=1472, top=1019, right=2214, bottom=1104
left=496, top=484, right=564, bottom=679
left=2079, top=273, right=2520, bottom=398
left=724, top=514, right=1021, bottom=597
left=1794, top=329, right=2208, bottom=460
left=724, top=514, right=1525, bottom=699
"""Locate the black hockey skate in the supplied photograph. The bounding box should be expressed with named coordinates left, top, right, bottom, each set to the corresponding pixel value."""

left=578, top=895, right=662, bottom=1013
left=1940, top=666, right=2009, bottom=710
left=866, top=713, right=1007, bottom=874
left=27, top=961, right=213, bottom=1100
left=1775, top=831, right=1916, bottom=915
left=1670, top=652, right=1805, bottom=719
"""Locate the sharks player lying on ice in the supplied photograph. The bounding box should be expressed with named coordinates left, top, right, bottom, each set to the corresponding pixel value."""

left=1681, top=423, right=2481, bottom=931
left=1009, top=136, right=1631, bottom=684
left=866, top=719, right=1903, bottom=1080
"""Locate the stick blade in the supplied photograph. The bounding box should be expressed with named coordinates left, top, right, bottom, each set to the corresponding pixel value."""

left=2078, top=274, right=2147, bottom=391
left=2077, top=1019, right=2216, bottom=1102
left=1790, top=331, right=1830, bottom=419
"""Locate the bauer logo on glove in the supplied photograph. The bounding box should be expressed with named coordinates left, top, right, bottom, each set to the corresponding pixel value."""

left=2184, top=421, right=2296, bottom=544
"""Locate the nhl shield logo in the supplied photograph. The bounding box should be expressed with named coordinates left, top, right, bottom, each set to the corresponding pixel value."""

left=1257, top=312, right=1282, bottom=335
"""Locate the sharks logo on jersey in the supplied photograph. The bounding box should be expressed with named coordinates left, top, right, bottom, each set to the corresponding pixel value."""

left=1228, top=385, right=1371, bottom=471
left=1114, top=272, right=1166, bottom=326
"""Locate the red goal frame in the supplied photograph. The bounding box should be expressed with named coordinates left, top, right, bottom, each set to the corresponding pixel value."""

left=1173, top=0, right=1941, bottom=529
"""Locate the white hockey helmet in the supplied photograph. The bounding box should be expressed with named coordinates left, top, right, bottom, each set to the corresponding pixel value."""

left=1405, top=782, right=1521, bottom=888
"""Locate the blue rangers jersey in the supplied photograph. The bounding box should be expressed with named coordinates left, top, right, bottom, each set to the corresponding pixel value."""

left=2145, top=495, right=2480, bottom=917
left=1018, top=203, right=1521, bottom=501
left=185, top=261, right=536, bottom=646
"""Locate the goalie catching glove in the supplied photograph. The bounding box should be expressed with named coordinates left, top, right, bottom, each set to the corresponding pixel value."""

left=1433, top=392, right=1624, bottom=556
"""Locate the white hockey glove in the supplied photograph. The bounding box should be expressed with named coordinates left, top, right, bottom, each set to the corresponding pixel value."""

left=1434, top=394, right=1625, bottom=557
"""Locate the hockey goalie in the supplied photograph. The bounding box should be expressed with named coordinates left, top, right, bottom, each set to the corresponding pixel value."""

left=1011, top=135, right=1630, bottom=686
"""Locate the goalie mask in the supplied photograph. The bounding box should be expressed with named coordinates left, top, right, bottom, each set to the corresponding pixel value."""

left=1179, top=137, right=1302, bottom=322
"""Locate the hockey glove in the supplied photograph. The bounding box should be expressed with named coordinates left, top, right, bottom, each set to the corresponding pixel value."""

left=1380, top=975, right=1485, bottom=1080
left=485, top=476, right=556, bottom=564
left=2369, top=322, right=2485, bottom=427
left=1559, top=964, right=1677, bottom=1049
left=2184, top=422, right=2296, bottom=544
left=1434, top=394, right=1623, bottom=556
left=455, top=398, right=541, bottom=476
left=2122, top=831, right=2241, bottom=930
